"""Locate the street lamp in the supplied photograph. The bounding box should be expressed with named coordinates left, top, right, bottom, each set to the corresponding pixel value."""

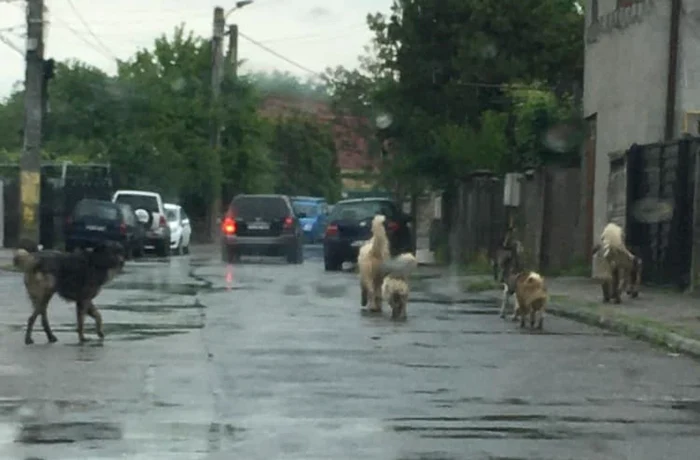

left=225, top=0, right=253, bottom=19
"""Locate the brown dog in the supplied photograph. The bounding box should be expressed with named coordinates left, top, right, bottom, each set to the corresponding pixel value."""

left=13, top=240, right=124, bottom=344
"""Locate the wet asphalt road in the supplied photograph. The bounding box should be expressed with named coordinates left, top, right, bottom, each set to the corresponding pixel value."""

left=1, top=246, right=700, bottom=459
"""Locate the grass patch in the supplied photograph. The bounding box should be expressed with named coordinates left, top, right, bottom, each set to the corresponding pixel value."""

left=544, top=259, right=592, bottom=277
left=462, top=277, right=501, bottom=293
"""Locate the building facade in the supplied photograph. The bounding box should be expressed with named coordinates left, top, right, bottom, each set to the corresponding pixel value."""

left=583, top=0, right=700, bottom=273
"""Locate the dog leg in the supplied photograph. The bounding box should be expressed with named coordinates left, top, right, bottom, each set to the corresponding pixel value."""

left=499, top=284, right=509, bottom=318
left=529, top=309, right=536, bottom=329
left=360, top=283, right=368, bottom=307
left=519, top=310, right=526, bottom=328
left=601, top=280, right=611, bottom=303
left=40, top=312, right=58, bottom=343
left=510, top=297, right=520, bottom=322
left=24, top=311, right=39, bottom=345
left=536, top=310, right=545, bottom=330
left=86, top=302, right=105, bottom=339
left=76, top=301, right=88, bottom=343
left=611, top=268, right=622, bottom=304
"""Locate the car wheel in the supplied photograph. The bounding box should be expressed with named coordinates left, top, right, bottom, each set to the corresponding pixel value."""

left=324, top=251, right=341, bottom=271
left=177, top=237, right=184, bottom=255
left=156, top=241, right=169, bottom=257
left=286, top=242, right=303, bottom=264
left=222, top=245, right=238, bottom=263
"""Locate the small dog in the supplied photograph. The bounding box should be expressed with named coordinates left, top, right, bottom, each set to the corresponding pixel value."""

left=13, top=240, right=125, bottom=344
left=492, top=228, right=524, bottom=283
left=357, top=214, right=391, bottom=312
left=508, top=271, right=548, bottom=329
left=381, top=252, right=418, bottom=320
left=592, top=223, right=642, bottom=303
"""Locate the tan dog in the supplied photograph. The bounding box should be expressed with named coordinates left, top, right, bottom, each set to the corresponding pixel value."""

left=381, top=252, right=418, bottom=319
left=592, top=223, right=642, bottom=303
left=357, top=214, right=390, bottom=312
left=508, top=271, right=548, bottom=329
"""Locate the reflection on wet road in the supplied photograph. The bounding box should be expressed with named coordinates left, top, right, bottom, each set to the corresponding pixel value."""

left=1, top=245, right=700, bottom=459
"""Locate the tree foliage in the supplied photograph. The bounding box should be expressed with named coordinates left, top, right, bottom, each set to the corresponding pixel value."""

left=0, top=25, right=342, bottom=223
left=325, top=0, right=585, bottom=187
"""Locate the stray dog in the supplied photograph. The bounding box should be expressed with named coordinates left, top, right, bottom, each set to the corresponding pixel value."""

left=492, top=228, right=524, bottom=283
left=381, top=252, right=418, bottom=320
left=506, top=271, right=548, bottom=329
left=592, top=223, right=642, bottom=303
left=13, top=240, right=125, bottom=344
left=357, top=214, right=391, bottom=312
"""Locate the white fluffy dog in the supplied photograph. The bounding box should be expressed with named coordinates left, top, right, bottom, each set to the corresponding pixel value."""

left=592, top=222, right=642, bottom=303
left=381, top=252, right=418, bottom=319
left=357, top=214, right=390, bottom=312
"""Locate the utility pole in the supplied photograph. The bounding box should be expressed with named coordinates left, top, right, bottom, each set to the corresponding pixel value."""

left=20, top=0, right=44, bottom=244
left=227, top=24, right=238, bottom=77
left=209, top=6, right=225, bottom=241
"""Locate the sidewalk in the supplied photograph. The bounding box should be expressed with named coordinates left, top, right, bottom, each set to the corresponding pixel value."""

left=415, top=265, right=700, bottom=359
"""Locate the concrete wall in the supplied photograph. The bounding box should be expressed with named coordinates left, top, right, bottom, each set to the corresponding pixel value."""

left=584, top=0, right=670, bottom=276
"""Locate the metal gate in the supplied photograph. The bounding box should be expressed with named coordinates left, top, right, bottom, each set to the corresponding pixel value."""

left=625, top=140, right=697, bottom=288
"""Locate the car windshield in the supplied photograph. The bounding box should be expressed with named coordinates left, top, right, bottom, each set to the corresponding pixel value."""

left=230, top=196, right=289, bottom=221
left=74, top=200, right=119, bottom=221
left=165, top=209, right=178, bottom=222
left=292, top=202, right=319, bottom=217
left=329, top=201, right=388, bottom=221
left=114, top=194, right=159, bottom=213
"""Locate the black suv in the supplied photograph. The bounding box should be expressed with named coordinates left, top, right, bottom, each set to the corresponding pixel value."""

left=220, top=194, right=304, bottom=264
left=65, top=199, right=143, bottom=257
left=322, top=197, right=413, bottom=271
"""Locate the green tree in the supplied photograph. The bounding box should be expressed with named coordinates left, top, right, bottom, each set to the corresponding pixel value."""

left=269, top=114, right=341, bottom=201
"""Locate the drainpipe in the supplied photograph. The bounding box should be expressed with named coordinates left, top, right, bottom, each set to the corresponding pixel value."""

left=664, top=0, right=682, bottom=141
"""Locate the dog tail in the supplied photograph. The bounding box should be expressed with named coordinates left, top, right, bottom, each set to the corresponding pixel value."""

left=13, top=249, right=37, bottom=272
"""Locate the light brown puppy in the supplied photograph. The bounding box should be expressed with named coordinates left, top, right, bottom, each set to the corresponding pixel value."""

left=381, top=252, right=418, bottom=320
left=512, top=271, right=548, bottom=330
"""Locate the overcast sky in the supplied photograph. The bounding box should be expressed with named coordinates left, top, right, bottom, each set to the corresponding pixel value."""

left=0, top=0, right=393, bottom=98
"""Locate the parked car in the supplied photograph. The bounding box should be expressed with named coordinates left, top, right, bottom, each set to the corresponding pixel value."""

left=117, top=203, right=146, bottom=258
left=220, top=194, right=303, bottom=264
left=291, top=196, right=329, bottom=243
left=322, top=197, right=413, bottom=271
left=164, top=203, right=192, bottom=255
left=64, top=199, right=143, bottom=257
left=112, top=190, right=171, bottom=256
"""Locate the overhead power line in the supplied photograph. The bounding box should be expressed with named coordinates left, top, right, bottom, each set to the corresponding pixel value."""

left=238, top=31, right=322, bottom=77
left=64, top=0, right=117, bottom=60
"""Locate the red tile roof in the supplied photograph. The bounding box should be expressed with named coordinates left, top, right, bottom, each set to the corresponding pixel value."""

left=258, top=95, right=378, bottom=171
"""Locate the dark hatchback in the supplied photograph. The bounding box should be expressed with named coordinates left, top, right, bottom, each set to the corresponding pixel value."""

left=65, top=199, right=144, bottom=258
left=220, top=194, right=304, bottom=264
left=322, top=197, right=413, bottom=271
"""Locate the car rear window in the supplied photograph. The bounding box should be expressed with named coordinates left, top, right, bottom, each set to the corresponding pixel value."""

left=74, top=200, right=120, bottom=221
left=292, top=201, right=319, bottom=217
left=330, top=200, right=395, bottom=221
left=165, top=209, right=179, bottom=222
left=114, top=194, right=159, bottom=213
left=230, top=196, right=289, bottom=221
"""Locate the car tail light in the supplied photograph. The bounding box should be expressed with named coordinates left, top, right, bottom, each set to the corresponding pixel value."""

left=325, top=223, right=338, bottom=236
left=222, top=217, right=236, bottom=235
left=283, top=216, right=294, bottom=229
left=159, top=215, right=167, bottom=227
left=387, top=221, right=399, bottom=232
left=120, top=222, right=127, bottom=234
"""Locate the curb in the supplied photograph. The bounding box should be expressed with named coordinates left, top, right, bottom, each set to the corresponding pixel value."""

left=479, top=289, right=700, bottom=359
left=546, top=304, right=700, bottom=359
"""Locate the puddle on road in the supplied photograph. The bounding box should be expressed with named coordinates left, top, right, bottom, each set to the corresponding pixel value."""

left=99, top=301, right=205, bottom=313
left=107, top=281, right=202, bottom=296
left=16, top=421, right=122, bottom=444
